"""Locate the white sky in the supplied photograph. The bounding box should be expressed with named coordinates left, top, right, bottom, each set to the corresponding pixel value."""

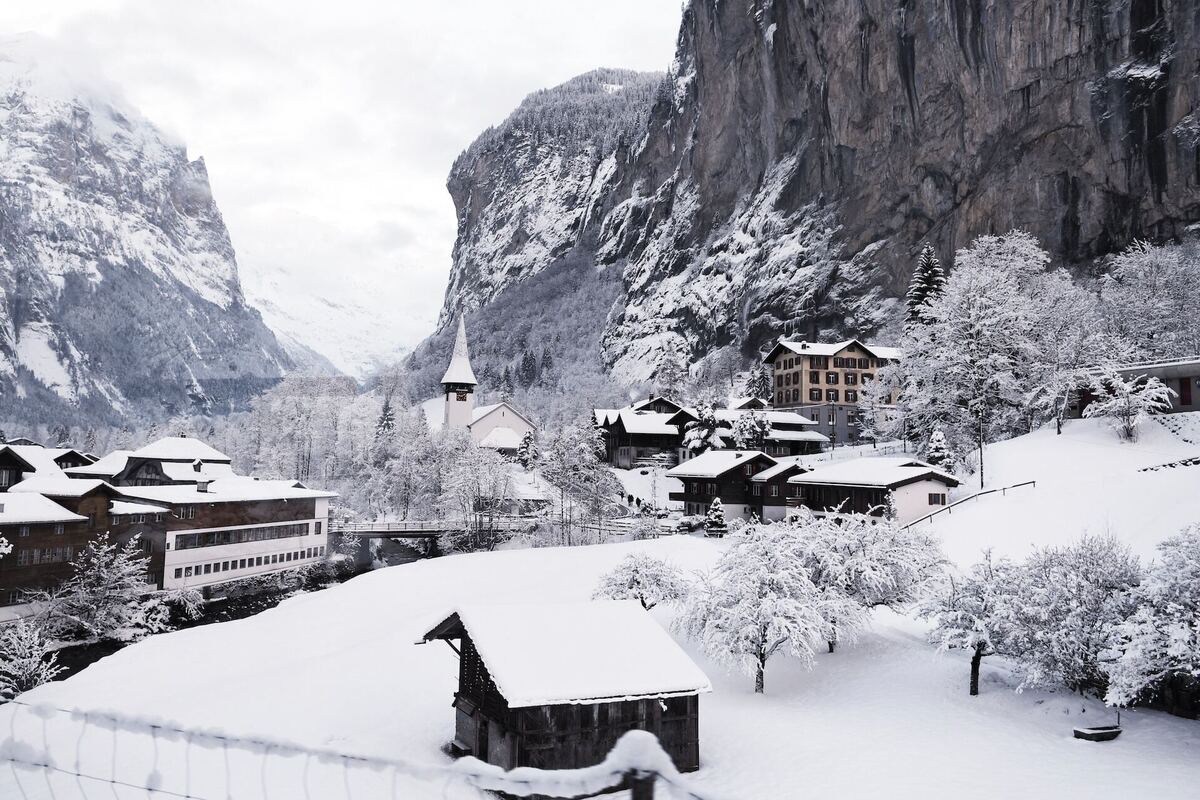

left=0, top=1, right=683, bottom=373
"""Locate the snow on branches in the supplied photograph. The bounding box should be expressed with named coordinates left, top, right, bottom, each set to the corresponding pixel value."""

left=683, top=403, right=721, bottom=454
left=0, top=620, right=63, bottom=699
left=1082, top=368, right=1176, bottom=441
left=731, top=409, right=772, bottom=450
left=593, top=553, right=690, bottom=610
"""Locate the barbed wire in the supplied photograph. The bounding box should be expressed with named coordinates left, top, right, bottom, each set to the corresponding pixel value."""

left=1, top=698, right=718, bottom=800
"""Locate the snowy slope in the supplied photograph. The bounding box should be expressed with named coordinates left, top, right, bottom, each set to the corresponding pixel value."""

left=3, top=536, right=1198, bottom=799
left=0, top=35, right=291, bottom=421
left=921, top=416, right=1200, bottom=567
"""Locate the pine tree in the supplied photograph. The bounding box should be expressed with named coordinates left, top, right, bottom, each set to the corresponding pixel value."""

left=375, top=395, right=396, bottom=440
left=924, top=428, right=955, bottom=471
left=905, top=244, right=947, bottom=329
left=743, top=364, right=773, bottom=401
left=705, top=497, right=727, bottom=534
left=683, top=404, right=721, bottom=454
left=497, top=368, right=514, bottom=400
left=83, top=427, right=98, bottom=454
left=540, top=348, right=555, bottom=383
left=654, top=347, right=688, bottom=400
left=518, top=350, right=538, bottom=387
left=731, top=410, right=772, bottom=450
left=516, top=430, right=539, bottom=470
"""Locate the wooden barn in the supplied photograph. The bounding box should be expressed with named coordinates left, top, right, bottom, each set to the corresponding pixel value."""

left=420, top=601, right=710, bottom=774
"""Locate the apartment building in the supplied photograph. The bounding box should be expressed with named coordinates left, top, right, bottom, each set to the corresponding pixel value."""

left=763, top=338, right=902, bottom=444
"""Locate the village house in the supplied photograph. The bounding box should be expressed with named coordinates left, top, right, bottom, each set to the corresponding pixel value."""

left=666, top=450, right=777, bottom=518
left=787, top=457, right=960, bottom=525
left=764, top=338, right=902, bottom=444
left=665, top=407, right=828, bottom=458
left=66, top=436, right=235, bottom=486
left=748, top=456, right=811, bottom=521
left=420, top=601, right=709, bottom=774
left=420, top=318, right=538, bottom=456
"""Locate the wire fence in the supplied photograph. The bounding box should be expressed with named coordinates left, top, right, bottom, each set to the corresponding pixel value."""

left=0, top=698, right=716, bottom=800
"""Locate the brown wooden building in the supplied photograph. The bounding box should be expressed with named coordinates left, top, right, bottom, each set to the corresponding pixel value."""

left=666, top=450, right=777, bottom=518
left=421, top=601, right=710, bottom=775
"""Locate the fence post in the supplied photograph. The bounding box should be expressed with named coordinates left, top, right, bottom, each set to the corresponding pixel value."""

left=628, top=772, right=655, bottom=799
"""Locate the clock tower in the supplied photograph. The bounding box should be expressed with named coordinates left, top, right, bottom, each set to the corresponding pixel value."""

left=441, top=317, right=478, bottom=430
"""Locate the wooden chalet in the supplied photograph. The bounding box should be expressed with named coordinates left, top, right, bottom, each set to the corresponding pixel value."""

left=420, top=601, right=710, bottom=776
left=666, top=450, right=777, bottom=518
left=748, top=457, right=811, bottom=521
left=787, top=457, right=960, bottom=524
left=664, top=407, right=828, bottom=458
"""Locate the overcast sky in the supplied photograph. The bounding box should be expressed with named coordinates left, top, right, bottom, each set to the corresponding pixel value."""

left=1, top=1, right=683, bottom=373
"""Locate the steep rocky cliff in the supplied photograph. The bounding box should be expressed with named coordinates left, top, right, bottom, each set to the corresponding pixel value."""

left=0, top=37, right=291, bottom=422
left=438, top=0, right=1200, bottom=382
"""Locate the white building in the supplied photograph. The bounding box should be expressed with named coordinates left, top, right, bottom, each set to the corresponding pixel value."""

left=786, top=457, right=959, bottom=524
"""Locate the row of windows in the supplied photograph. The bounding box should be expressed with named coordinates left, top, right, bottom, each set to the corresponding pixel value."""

left=173, top=546, right=327, bottom=580
left=16, top=545, right=75, bottom=566
left=1, top=523, right=66, bottom=539
left=751, top=483, right=801, bottom=498
left=776, top=388, right=859, bottom=404
left=111, top=513, right=165, bottom=525
left=778, top=370, right=874, bottom=388
left=174, top=522, right=317, bottom=551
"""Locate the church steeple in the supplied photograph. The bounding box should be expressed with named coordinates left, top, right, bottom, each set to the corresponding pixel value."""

left=441, top=317, right=477, bottom=429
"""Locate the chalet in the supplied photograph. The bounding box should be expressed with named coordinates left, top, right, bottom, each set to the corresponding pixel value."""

left=600, top=409, right=686, bottom=468
left=0, top=444, right=94, bottom=487
left=76, top=436, right=236, bottom=486
left=787, top=457, right=960, bottom=524
left=764, top=338, right=902, bottom=444
left=665, top=407, right=828, bottom=458
left=0, top=493, right=89, bottom=606
left=748, top=456, right=811, bottom=521
left=420, top=601, right=710, bottom=774
left=666, top=450, right=777, bottom=517
left=728, top=396, right=768, bottom=410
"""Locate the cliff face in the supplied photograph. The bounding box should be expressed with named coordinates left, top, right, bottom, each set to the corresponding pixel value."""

left=0, top=37, right=291, bottom=422
left=440, top=0, right=1200, bottom=382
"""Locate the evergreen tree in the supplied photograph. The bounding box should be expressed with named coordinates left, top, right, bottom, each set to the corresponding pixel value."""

left=516, top=430, right=539, bottom=470
left=497, top=368, right=514, bottom=400
left=731, top=410, right=772, bottom=450
left=905, top=244, right=947, bottom=329
left=375, top=395, right=396, bottom=440
left=743, top=363, right=773, bottom=401
left=923, top=428, right=956, bottom=471
left=705, top=497, right=727, bottom=534
left=518, top=350, right=538, bottom=387
left=539, top=347, right=555, bottom=383
left=83, top=427, right=98, bottom=454
left=655, top=347, right=688, bottom=400
left=683, top=404, right=721, bottom=454
left=50, top=424, right=71, bottom=448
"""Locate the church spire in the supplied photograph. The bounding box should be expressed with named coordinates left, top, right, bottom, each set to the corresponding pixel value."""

left=440, top=316, right=478, bottom=387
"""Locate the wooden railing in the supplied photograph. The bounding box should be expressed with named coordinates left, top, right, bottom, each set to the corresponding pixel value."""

left=332, top=517, right=536, bottom=536
left=903, top=480, right=1037, bottom=529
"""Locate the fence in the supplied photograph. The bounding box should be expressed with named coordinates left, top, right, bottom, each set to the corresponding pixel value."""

left=903, top=480, right=1037, bottom=529
left=0, top=698, right=714, bottom=800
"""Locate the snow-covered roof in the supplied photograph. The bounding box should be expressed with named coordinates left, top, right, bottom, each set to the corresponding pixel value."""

left=3, top=444, right=72, bottom=477
left=594, top=408, right=618, bottom=426
left=764, top=429, right=830, bottom=443
left=711, top=409, right=818, bottom=427
left=421, top=601, right=711, bottom=707
left=616, top=411, right=679, bottom=436
left=768, top=339, right=903, bottom=362
left=117, top=477, right=337, bottom=505
left=750, top=456, right=812, bottom=482
left=478, top=426, right=524, bottom=450
left=787, top=457, right=959, bottom=489
left=65, top=449, right=132, bottom=477
left=0, top=493, right=86, bottom=524
left=159, top=461, right=237, bottom=483
left=471, top=401, right=535, bottom=430
left=627, top=396, right=683, bottom=413
left=666, top=450, right=775, bottom=479
left=8, top=476, right=111, bottom=498
left=728, top=396, right=767, bottom=410
left=130, top=436, right=231, bottom=463
left=110, top=500, right=168, bottom=515
left=440, top=317, right=478, bottom=386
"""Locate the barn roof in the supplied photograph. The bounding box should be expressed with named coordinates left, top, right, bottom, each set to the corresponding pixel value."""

left=666, top=450, right=775, bottom=479
left=787, top=457, right=959, bottom=489
left=421, top=601, right=711, bottom=708
left=0, top=493, right=86, bottom=525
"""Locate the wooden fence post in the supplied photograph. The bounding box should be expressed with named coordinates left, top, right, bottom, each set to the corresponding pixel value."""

left=628, top=772, right=655, bottom=799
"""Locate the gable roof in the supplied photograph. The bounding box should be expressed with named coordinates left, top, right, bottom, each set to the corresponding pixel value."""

left=117, top=477, right=337, bottom=505
left=763, top=338, right=903, bottom=364
left=440, top=317, right=478, bottom=386
left=614, top=410, right=680, bottom=436
left=728, top=396, right=768, bottom=410
left=750, top=456, right=813, bottom=482
left=0, top=446, right=39, bottom=475
left=421, top=601, right=711, bottom=707
left=478, top=426, right=525, bottom=450
left=65, top=450, right=132, bottom=478
left=0, top=493, right=86, bottom=525
left=130, top=437, right=231, bottom=463
left=628, top=396, right=684, bottom=413
left=2, top=445, right=85, bottom=478
left=787, top=457, right=959, bottom=489
left=8, top=477, right=114, bottom=499
left=666, top=450, right=776, bottom=479
left=470, top=401, right=535, bottom=431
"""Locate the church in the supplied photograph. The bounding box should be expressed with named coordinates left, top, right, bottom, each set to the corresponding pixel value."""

left=420, top=318, right=537, bottom=456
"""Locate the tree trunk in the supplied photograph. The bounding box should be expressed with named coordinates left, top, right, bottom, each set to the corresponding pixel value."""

left=828, top=638, right=837, bottom=653
left=755, top=660, right=765, bottom=694
left=970, top=645, right=983, bottom=696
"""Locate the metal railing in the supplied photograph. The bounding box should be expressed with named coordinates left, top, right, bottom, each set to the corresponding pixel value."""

left=903, top=480, right=1037, bottom=529
left=332, top=517, right=536, bottom=536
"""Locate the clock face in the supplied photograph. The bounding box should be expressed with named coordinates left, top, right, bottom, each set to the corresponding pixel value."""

left=456, top=391, right=468, bottom=401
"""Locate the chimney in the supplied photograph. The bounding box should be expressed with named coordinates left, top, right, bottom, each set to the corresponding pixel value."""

left=193, top=459, right=202, bottom=473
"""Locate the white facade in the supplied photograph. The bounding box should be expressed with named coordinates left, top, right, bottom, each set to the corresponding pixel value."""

left=889, top=479, right=951, bottom=524
left=162, top=498, right=331, bottom=590
left=442, top=317, right=478, bottom=430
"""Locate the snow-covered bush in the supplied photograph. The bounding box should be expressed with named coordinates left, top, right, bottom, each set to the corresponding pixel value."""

left=919, top=551, right=1021, bottom=696
left=0, top=620, right=63, bottom=699
left=731, top=410, right=772, bottom=450
left=438, top=446, right=516, bottom=553
left=1106, top=524, right=1200, bottom=707
left=593, top=554, right=690, bottom=610
left=677, top=525, right=831, bottom=693
left=922, top=429, right=956, bottom=472
left=1082, top=369, right=1175, bottom=441
left=683, top=404, right=721, bottom=454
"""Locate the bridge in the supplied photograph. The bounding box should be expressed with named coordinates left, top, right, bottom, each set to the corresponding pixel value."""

left=330, top=517, right=537, bottom=539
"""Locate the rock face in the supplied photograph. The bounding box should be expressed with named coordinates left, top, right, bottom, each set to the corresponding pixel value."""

left=438, top=0, right=1200, bottom=383
left=0, top=37, right=291, bottom=422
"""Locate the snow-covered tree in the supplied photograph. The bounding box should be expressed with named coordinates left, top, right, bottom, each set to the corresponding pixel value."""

left=787, top=509, right=945, bottom=651
left=438, top=446, right=515, bottom=553
left=1106, top=524, right=1200, bottom=707
left=904, top=244, right=947, bottom=329
left=593, top=553, right=690, bottom=610
left=923, top=429, right=956, bottom=472
left=0, top=620, right=63, bottom=699
left=1008, top=536, right=1141, bottom=695
left=683, top=403, right=721, bottom=454
left=541, top=420, right=625, bottom=543
left=743, top=364, right=772, bottom=401
left=856, top=364, right=903, bottom=445
left=704, top=497, right=727, bottom=533
left=919, top=551, right=1021, bottom=696
left=1082, top=369, right=1176, bottom=442
left=374, top=395, right=396, bottom=439
left=497, top=368, right=515, bottom=400
left=34, top=534, right=155, bottom=641
left=516, top=430, right=539, bottom=470
left=655, top=347, right=689, bottom=400
left=1101, top=240, right=1200, bottom=360
left=677, top=524, right=831, bottom=693
left=731, top=410, right=772, bottom=450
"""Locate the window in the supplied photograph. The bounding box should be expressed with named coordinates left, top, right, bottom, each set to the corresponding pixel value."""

left=239, top=559, right=247, bottom=569
left=271, top=554, right=278, bottom=564
left=53, top=523, right=65, bottom=536
left=178, top=505, right=196, bottom=520
left=752, top=484, right=762, bottom=496
left=155, top=513, right=164, bottom=523
left=18, top=525, right=29, bottom=538
left=769, top=485, right=779, bottom=497
left=0, top=468, right=12, bottom=488
left=809, top=388, right=821, bottom=402
left=314, top=522, right=322, bottom=535
left=929, top=493, right=947, bottom=506
left=826, top=389, right=839, bottom=402
left=845, top=390, right=858, bottom=403
left=203, top=564, right=212, bottom=574
left=221, top=561, right=230, bottom=571
left=826, top=372, right=838, bottom=385
left=784, top=372, right=792, bottom=386
left=174, top=523, right=310, bottom=551
left=319, top=546, right=325, bottom=556
left=812, top=356, right=828, bottom=369
left=845, top=373, right=858, bottom=385
left=809, top=371, right=820, bottom=384
left=858, top=358, right=869, bottom=369
left=706, top=483, right=716, bottom=496
left=776, top=391, right=783, bottom=404
left=174, top=568, right=183, bottom=579
left=255, top=556, right=263, bottom=566
left=184, top=566, right=193, bottom=577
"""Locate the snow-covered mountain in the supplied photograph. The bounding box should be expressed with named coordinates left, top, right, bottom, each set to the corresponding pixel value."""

left=434, top=0, right=1200, bottom=383
left=0, top=36, right=292, bottom=422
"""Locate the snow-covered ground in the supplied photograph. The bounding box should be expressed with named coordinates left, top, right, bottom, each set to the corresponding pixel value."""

left=3, top=534, right=1198, bottom=799
left=611, top=466, right=683, bottom=510
left=921, top=415, right=1200, bottom=567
